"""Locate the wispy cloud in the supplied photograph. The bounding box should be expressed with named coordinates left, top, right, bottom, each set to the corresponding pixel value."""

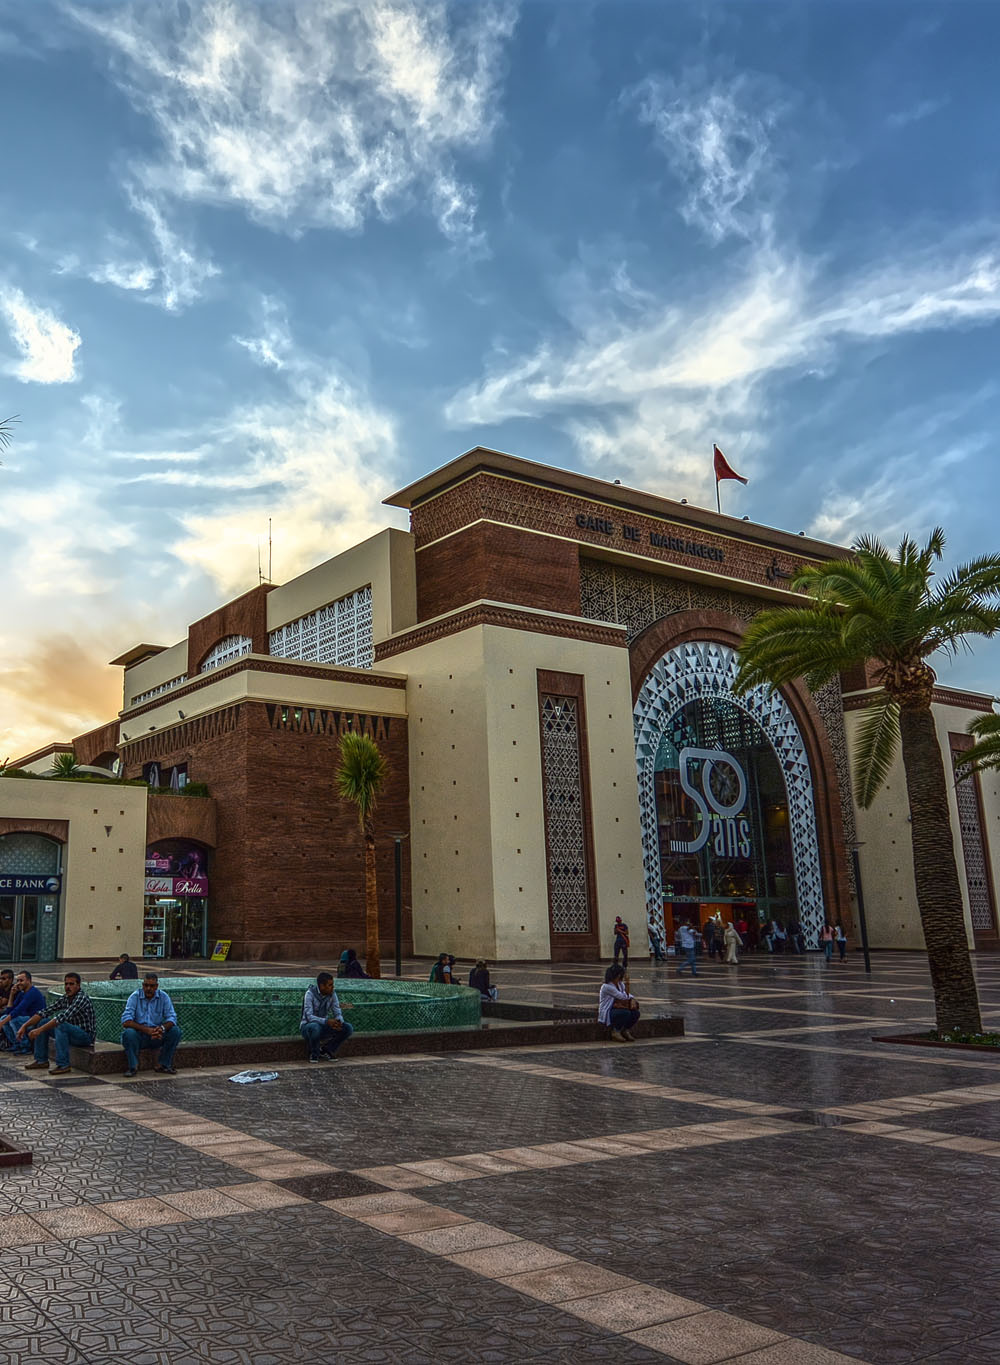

left=0, top=285, right=81, bottom=383
left=71, top=0, right=516, bottom=249
left=444, top=238, right=1000, bottom=496
left=887, top=97, right=948, bottom=130
left=629, top=73, right=781, bottom=244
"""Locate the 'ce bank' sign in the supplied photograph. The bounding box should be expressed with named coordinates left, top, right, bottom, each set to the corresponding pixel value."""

left=669, top=747, right=751, bottom=858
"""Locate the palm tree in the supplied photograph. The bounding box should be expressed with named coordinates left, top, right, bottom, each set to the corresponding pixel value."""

left=336, top=731, right=388, bottom=979
left=735, top=527, right=1000, bottom=1035
left=49, top=751, right=81, bottom=777
left=955, top=713, right=1000, bottom=777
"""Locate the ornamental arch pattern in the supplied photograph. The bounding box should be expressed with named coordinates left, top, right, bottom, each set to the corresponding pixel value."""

left=633, top=640, right=825, bottom=947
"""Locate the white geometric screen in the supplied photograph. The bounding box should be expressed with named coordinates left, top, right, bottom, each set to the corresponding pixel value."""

left=633, top=640, right=825, bottom=947
left=200, top=636, right=252, bottom=672
left=269, top=585, right=374, bottom=670
left=539, top=695, right=590, bottom=933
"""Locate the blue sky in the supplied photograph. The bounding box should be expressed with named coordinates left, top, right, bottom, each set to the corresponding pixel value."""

left=2, top=0, right=999, bottom=757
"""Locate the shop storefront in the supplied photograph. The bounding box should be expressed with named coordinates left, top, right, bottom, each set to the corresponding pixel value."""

left=143, top=841, right=209, bottom=958
left=0, top=834, right=62, bottom=961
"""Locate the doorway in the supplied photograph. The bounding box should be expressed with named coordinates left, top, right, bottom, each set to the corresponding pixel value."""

left=0, top=895, right=41, bottom=960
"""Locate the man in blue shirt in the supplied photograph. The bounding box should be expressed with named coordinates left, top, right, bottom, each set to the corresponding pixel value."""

left=1, top=970, right=47, bottom=1053
left=300, top=972, right=354, bottom=1062
left=120, top=972, right=182, bottom=1077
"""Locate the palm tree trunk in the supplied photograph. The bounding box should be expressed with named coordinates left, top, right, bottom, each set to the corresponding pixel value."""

left=363, top=819, right=381, bottom=979
left=899, top=705, right=982, bottom=1033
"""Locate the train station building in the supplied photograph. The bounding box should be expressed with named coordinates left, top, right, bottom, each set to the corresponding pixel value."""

left=3, top=447, right=999, bottom=962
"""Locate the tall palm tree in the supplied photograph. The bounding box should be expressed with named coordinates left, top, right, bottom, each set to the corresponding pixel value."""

left=336, top=731, right=388, bottom=979
left=735, top=528, right=1000, bottom=1035
left=0, top=414, right=19, bottom=462
left=955, top=713, right=1000, bottom=777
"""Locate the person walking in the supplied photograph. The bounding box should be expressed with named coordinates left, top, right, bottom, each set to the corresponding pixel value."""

left=599, top=964, right=640, bottom=1042
left=835, top=922, right=848, bottom=961
left=702, top=916, right=717, bottom=960
left=613, top=917, right=630, bottom=969
left=820, top=923, right=834, bottom=963
left=724, top=921, right=743, bottom=966
left=675, top=920, right=698, bottom=976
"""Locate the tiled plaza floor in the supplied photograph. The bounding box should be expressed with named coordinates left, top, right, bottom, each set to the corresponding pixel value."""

left=1, top=950, right=998, bottom=1362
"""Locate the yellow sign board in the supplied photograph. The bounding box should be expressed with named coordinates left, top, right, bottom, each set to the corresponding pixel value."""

left=210, top=939, right=232, bottom=962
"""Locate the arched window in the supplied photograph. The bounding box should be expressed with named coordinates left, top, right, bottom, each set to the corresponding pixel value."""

left=200, top=635, right=252, bottom=672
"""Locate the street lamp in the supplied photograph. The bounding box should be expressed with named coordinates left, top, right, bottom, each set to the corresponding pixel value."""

left=389, top=833, right=410, bottom=977
left=850, top=842, right=872, bottom=975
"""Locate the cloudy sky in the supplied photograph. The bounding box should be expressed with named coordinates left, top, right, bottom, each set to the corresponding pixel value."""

left=1, top=0, right=999, bottom=759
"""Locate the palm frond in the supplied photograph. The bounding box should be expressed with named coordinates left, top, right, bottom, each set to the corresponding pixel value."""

left=336, top=731, right=387, bottom=828
left=954, top=713, right=1000, bottom=776
left=935, top=554, right=1000, bottom=602
left=851, top=698, right=900, bottom=809
left=0, top=414, right=18, bottom=453
left=735, top=607, right=859, bottom=694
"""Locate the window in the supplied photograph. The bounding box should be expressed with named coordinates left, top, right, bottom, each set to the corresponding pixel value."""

left=269, top=585, right=373, bottom=669
left=201, top=635, right=252, bottom=672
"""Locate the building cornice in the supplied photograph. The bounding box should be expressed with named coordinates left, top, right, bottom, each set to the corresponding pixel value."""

left=375, top=600, right=628, bottom=661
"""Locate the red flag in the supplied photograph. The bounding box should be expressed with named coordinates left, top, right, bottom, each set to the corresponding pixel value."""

left=713, top=444, right=747, bottom=484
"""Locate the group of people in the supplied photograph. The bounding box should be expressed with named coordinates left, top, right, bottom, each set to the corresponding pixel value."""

left=0, top=965, right=181, bottom=1076
left=429, top=952, right=499, bottom=1001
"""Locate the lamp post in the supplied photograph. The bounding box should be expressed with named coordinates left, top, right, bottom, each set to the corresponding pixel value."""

left=850, top=843, right=872, bottom=975
left=390, top=833, right=410, bottom=978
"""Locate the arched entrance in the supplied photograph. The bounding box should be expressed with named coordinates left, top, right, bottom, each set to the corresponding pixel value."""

left=0, top=832, right=63, bottom=960
left=634, top=640, right=825, bottom=947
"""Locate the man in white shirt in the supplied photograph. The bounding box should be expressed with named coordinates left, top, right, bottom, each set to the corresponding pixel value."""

left=675, top=921, right=699, bottom=977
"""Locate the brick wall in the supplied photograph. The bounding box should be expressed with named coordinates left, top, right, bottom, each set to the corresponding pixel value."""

left=415, top=522, right=580, bottom=621
left=123, top=702, right=411, bottom=961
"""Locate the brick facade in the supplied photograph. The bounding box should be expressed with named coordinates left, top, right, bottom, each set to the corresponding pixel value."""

left=122, top=702, right=411, bottom=961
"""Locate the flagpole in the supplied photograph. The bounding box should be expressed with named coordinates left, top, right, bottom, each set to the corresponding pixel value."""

left=716, top=478, right=721, bottom=516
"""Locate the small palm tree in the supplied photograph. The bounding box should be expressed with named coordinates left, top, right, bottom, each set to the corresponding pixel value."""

left=956, top=713, right=1000, bottom=776
left=735, top=527, right=1000, bottom=1035
left=49, top=751, right=81, bottom=777
left=336, top=731, right=388, bottom=979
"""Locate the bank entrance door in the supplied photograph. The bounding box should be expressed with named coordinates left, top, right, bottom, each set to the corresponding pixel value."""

left=0, top=896, right=40, bottom=960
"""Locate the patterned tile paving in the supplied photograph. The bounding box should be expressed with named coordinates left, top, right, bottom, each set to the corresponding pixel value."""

left=1, top=952, right=998, bottom=1362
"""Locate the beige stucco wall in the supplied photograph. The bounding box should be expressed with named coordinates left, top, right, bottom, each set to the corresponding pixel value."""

left=265, top=527, right=416, bottom=643
left=388, top=610, right=645, bottom=961
left=120, top=660, right=408, bottom=745
left=123, top=640, right=189, bottom=710
left=0, top=776, right=147, bottom=959
left=847, top=699, right=1000, bottom=950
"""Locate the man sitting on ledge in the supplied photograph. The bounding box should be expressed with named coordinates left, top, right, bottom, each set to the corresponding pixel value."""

left=24, top=972, right=96, bottom=1074
left=300, top=971, right=354, bottom=1062
left=121, top=973, right=182, bottom=1077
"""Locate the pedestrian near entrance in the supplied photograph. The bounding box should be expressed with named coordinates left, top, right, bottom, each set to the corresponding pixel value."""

left=1, top=971, right=46, bottom=1054
left=599, top=964, right=640, bottom=1042
left=23, top=973, right=96, bottom=1074
left=648, top=927, right=666, bottom=962
left=121, top=973, right=182, bottom=1077
left=724, top=921, right=743, bottom=965
left=613, top=917, right=630, bottom=969
left=835, top=923, right=847, bottom=961
left=821, top=923, right=834, bottom=963
left=675, top=921, right=698, bottom=976
left=299, top=971, right=354, bottom=1062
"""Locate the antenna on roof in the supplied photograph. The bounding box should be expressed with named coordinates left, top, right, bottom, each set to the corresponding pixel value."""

left=268, top=518, right=272, bottom=583
left=257, top=538, right=263, bottom=586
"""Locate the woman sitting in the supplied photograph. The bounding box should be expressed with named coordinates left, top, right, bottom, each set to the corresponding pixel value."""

left=598, top=964, right=640, bottom=1042
left=342, top=949, right=370, bottom=979
left=469, top=959, right=499, bottom=1002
